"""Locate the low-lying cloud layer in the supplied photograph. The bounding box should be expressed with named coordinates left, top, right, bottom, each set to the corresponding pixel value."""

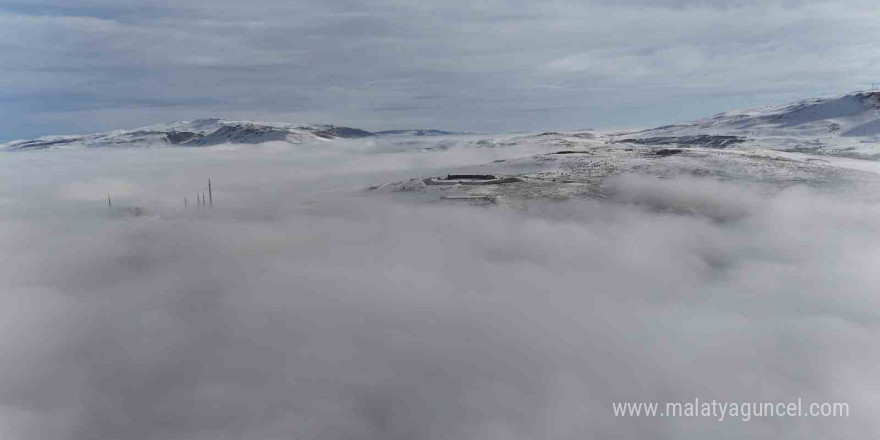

left=2, top=142, right=879, bottom=439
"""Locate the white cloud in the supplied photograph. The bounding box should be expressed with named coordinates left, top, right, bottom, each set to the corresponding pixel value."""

left=1, top=141, right=880, bottom=439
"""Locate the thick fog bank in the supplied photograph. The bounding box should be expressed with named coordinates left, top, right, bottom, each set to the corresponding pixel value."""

left=1, top=143, right=879, bottom=439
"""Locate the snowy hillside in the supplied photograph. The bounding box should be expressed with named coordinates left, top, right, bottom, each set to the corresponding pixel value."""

left=368, top=91, right=880, bottom=207
left=621, top=91, right=880, bottom=158
left=0, top=119, right=374, bottom=150
left=5, top=91, right=880, bottom=161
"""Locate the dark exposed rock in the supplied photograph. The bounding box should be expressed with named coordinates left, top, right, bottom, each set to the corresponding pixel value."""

left=374, top=129, right=455, bottom=136
left=620, top=135, right=746, bottom=149
left=310, top=126, right=375, bottom=138
left=652, top=149, right=684, bottom=157
left=446, top=174, right=497, bottom=180
left=460, top=177, right=522, bottom=185
left=570, top=132, right=596, bottom=139
left=13, top=138, right=81, bottom=150
left=424, top=176, right=522, bottom=186
left=185, top=125, right=290, bottom=146
left=164, top=131, right=202, bottom=144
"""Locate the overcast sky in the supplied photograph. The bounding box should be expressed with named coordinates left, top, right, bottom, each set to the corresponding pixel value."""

left=2, top=0, right=880, bottom=140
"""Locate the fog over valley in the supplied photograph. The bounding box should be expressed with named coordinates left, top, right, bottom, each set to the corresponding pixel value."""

left=3, top=124, right=880, bottom=438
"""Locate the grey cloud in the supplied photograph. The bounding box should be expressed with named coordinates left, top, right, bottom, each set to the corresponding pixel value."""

left=4, top=0, right=880, bottom=139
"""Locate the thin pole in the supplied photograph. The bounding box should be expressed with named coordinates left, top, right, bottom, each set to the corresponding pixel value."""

left=208, top=178, right=213, bottom=206
left=108, top=193, right=111, bottom=208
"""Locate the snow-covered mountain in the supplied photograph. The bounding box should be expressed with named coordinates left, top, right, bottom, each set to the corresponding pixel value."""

left=620, top=91, right=880, bottom=158
left=6, top=91, right=880, bottom=158
left=370, top=91, right=880, bottom=206
left=0, top=119, right=374, bottom=150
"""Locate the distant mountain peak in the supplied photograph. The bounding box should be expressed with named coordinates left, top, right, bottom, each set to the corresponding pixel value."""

left=1, top=120, right=375, bottom=151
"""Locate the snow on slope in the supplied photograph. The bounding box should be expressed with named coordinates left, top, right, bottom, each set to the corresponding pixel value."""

left=369, top=92, right=880, bottom=206
left=0, top=119, right=374, bottom=151
left=7, top=91, right=880, bottom=157
left=373, top=137, right=880, bottom=208
left=621, top=91, right=880, bottom=158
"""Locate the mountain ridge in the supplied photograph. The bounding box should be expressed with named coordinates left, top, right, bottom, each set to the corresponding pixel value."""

left=5, top=91, right=880, bottom=155
left=621, top=91, right=880, bottom=146
left=0, top=119, right=375, bottom=150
